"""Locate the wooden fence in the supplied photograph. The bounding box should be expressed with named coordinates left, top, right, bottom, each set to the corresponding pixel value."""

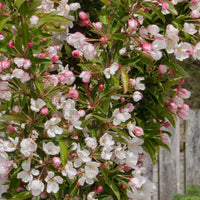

left=144, top=109, right=200, bottom=200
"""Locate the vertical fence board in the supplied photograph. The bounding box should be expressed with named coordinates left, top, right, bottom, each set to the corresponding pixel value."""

left=159, top=119, right=180, bottom=200
left=185, top=110, right=200, bottom=186
left=144, top=154, right=158, bottom=200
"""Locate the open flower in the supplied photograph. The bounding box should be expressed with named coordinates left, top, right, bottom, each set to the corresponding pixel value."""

left=44, top=117, right=63, bottom=137
left=62, top=161, right=77, bottom=179
left=30, top=98, right=46, bottom=112
left=43, top=142, right=60, bottom=155
left=17, top=160, right=39, bottom=183
left=45, top=171, right=63, bottom=193
left=20, top=138, right=37, bottom=157
left=28, top=180, right=44, bottom=196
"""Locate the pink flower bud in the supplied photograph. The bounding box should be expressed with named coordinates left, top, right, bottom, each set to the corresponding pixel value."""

left=134, top=126, right=144, bottom=136
left=100, top=37, right=107, bottom=44
left=40, top=107, right=49, bottom=115
left=72, top=135, right=79, bottom=140
left=41, top=38, right=47, bottom=42
left=177, top=105, right=190, bottom=120
left=72, top=50, right=80, bottom=58
left=39, top=53, right=46, bottom=58
left=70, top=90, right=79, bottom=99
left=93, top=22, right=102, bottom=30
left=181, top=104, right=190, bottom=112
left=142, top=42, right=153, bottom=51
left=17, top=187, right=25, bottom=192
left=8, top=41, right=14, bottom=48
left=64, top=70, right=74, bottom=78
left=7, top=124, right=15, bottom=132
left=162, top=2, right=169, bottom=10
left=96, top=186, right=103, bottom=193
left=52, top=157, right=61, bottom=167
left=23, top=59, right=32, bottom=69
left=55, top=45, right=60, bottom=51
left=100, top=164, right=105, bottom=169
left=128, top=18, right=138, bottom=30
left=1, top=60, right=10, bottom=70
left=120, top=97, right=126, bottom=102
left=177, top=88, right=191, bottom=99
left=84, top=20, right=90, bottom=26
left=12, top=105, right=20, bottom=113
left=164, top=122, right=171, bottom=128
left=179, top=78, right=184, bottom=84
left=77, top=109, right=86, bottom=117
left=121, top=185, right=126, bottom=189
left=160, top=133, right=170, bottom=145
left=190, top=9, right=200, bottom=18
left=59, top=75, right=67, bottom=82
left=187, top=49, right=194, bottom=55
left=51, top=55, right=59, bottom=62
left=99, top=84, right=104, bottom=90
left=79, top=11, right=88, bottom=20
left=0, top=3, right=3, bottom=9
left=158, top=64, right=167, bottom=74
left=79, top=71, right=91, bottom=83
left=192, top=0, right=199, bottom=4
left=168, top=102, right=178, bottom=113
left=124, top=166, right=130, bottom=172
left=28, top=42, right=33, bottom=47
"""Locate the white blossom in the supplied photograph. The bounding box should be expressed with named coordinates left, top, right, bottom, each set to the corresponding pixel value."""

left=30, top=98, right=46, bottom=112
left=20, top=139, right=37, bottom=157
left=17, top=160, right=39, bottom=183
left=28, top=180, right=44, bottom=196
left=43, top=142, right=60, bottom=155
left=44, top=117, right=63, bottom=137
left=103, top=62, right=119, bottom=79
left=62, top=161, right=77, bottom=179
left=45, top=171, right=63, bottom=193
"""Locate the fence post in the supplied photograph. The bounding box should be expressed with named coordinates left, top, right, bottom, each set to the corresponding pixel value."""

left=185, top=109, right=200, bottom=187
left=159, top=118, right=181, bottom=200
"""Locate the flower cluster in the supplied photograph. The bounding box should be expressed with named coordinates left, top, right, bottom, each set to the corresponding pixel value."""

left=0, top=0, right=197, bottom=199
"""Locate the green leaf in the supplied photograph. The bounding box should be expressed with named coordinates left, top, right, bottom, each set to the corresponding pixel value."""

left=59, top=139, right=68, bottom=166
left=143, top=140, right=157, bottom=164
left=15, top=0, right=26, bottom=9
left=35, top=80, right=44, bottom=93
left=1, top=193, right=12, bottom=199
left=154, top=138, right=171, bottom=152
left=100, top=97, right=110, bottom=114
left=106, top=178, right=121, bottom=200
left=90, top=129, right=97, bottom=137
left=92, top=114, right=107, bottom=122
left=0, top=115, right=25, bottom=123
left=167, top=1, right=178, bottom=15
left=39, top=14, right=70, bottom=26
left=120, top=56, right=140, bottom=67
left=28, top=0, right=42, bottom=17
left=112, top=33, right=126, bottom=41
left=121, top=69, right=129, bottom=94
left=10, top=191, right=32, bottom=200
left=0, top=17, right=10, bottom=31
left=22, top=22, right=29, bottom=47
left=99, top=15, right=109, bottom=24
left=163, top=111, right=176, bottom=127
left=153, top=9, right=165, bottom=23
left=165, top=60, right=189, bottom=77
left=163, top=77, right=182, bottom=88
left=137, top=11, right=152, bottom=20
left=100, top=0, right=111, bottom=6
left=0, top=104, right=8, bottom=111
